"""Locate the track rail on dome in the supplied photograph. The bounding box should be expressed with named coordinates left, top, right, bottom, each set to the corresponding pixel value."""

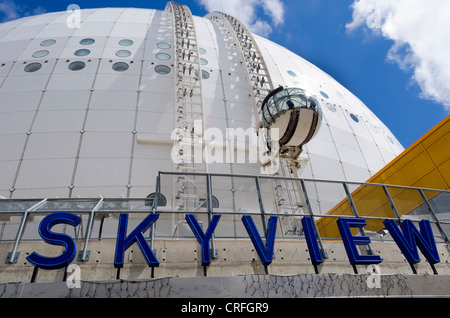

left=205, top=11, right=274, bottom=127
left=165, top=1, right=208, bottom=213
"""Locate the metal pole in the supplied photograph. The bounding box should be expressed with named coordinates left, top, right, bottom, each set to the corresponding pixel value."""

left=382, top=185, right=403, bottom=224
left=300, top=180, right=328, bottom=259
left=150, top=176, right=161, bottom=250
left=342, top=182, right=375, bottom=256
left=255, top=176, right=267, bottom=234
left=80, top=197, right=104, bottom=262
left=419, top=189, right=450, bottom=247
left=7, top=198, right=48, bottom=264
left=206, top=174, right=216, bottom=258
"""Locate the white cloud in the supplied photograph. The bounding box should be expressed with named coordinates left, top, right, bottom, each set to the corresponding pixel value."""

left=0, top=0, right=20, bottom=22
left=261, top=0, right=284, bottom=26
left=0, top=0, right=46, bottom=23
left=346, top=0, right=450, bottom=111
left=197, top=0, right=285, bottom=37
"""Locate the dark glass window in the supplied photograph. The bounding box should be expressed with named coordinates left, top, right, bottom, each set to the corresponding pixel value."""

left=24, top=62, right=42, bottom=72
left=40, top=39, right=56, bottom=47
left=145, top=193, right=167, bottom=207
left=155, top=65, right=171, bottom=74
left=350, top=113, right=359, bottom=123
left=80, top=38, right=95, bottom=45
left=74, top=49, right=90, bottom=57
left=68, top=61, right=86, bottom=71
left=112, top=62, right=129, bottom=72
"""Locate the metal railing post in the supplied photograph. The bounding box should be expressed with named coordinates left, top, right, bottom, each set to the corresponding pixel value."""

left=342, top=182, right=375, bottom=256
left=255, top=176, right=267, bottom=235
left=382, top=185, right=403, bottom=225
left=150, top=176, right=161, bottom=250
left=300, top=180, right=328, bottom=259
left=6, top=198, right=48, bottom=264
left=80, top=197, right=104, bottom=262
left=206, top=174, right=217, bottom=258
left=419, top=189, right=450, bottom=247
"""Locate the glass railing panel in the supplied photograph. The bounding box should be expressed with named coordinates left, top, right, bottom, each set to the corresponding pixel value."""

left=304, top=180, right=351, bottom=240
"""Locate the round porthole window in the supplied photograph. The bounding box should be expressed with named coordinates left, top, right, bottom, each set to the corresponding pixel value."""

left=194, top=58, right=208, bottom=65
left=157, top=42, right=171, bottom=49
left=119, top=39, right=134, bottom=46
left=156, top=53, right=171, bottom=60
left=199, top=47, right=207, bottom=54
left=350, top=113, right=359, bottom=123
left=112, top=62, right=129, bottom=72
left=74, top=49, right=90, bottom=57
left=287, top=70, right=297, bottom=77
left=325, top=103, right=337, bottom=112
left=24, top=62, right=42, bottom=73
left=116, top=50, right=131, bottom=57
left=32, top=50, right=49, bottom=58
left=40, top=39, right=56, bottom=47
left=320, top=91, right=329, bottom=99
left=155, top=65, right=171, bottom=74
left=68, top=61, right=86, bottom=71
left=80, top=38, right=95, bottom=45
left=195, top=70, right=210, bottom=79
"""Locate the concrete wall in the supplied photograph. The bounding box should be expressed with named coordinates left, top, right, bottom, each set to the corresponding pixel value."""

left=2, top=274, right=450, bottom=298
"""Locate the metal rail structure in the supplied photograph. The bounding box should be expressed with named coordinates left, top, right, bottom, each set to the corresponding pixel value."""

left=206, top=11, right=309, bottom=221
left=206, top=12, right=275, bottom=126
left=166, top=2, right=208, bottom=213
left=1, top=172, right=449, bottom=267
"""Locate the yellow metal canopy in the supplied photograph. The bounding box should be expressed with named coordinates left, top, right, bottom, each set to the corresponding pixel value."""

left=317, top=115, right=450, bottom=239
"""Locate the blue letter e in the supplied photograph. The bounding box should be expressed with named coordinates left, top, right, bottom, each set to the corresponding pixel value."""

left=337, top=218, right=382, bottom=266
left=27, top=212, right=81, bottom=270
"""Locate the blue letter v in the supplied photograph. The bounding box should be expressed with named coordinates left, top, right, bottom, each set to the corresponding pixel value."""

left=242, top=215, right=278, bottom=266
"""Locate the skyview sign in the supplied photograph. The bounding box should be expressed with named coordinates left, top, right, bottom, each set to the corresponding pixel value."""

left=25, top=211, right=441, bottom=271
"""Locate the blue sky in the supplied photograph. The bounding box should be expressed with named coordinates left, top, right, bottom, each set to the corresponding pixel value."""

left=1, top=0, right=449, bottom=149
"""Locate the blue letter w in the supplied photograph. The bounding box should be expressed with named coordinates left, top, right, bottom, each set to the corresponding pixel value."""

left=383, top=219, right=440, bottom=265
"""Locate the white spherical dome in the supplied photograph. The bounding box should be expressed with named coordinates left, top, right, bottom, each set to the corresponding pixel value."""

left=0, top=7, right=404, bottom=200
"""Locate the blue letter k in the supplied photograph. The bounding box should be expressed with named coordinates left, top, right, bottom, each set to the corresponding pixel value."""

left=114, top=213, right=159, bottom=268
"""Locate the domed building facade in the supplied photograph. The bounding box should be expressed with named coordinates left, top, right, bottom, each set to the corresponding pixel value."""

left=0, top=4, right=403, bottom=201
left=1, top=2, right=449, bottom=298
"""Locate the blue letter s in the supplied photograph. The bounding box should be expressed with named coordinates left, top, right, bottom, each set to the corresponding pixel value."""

left=27, top=212, right=81, bottom=270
